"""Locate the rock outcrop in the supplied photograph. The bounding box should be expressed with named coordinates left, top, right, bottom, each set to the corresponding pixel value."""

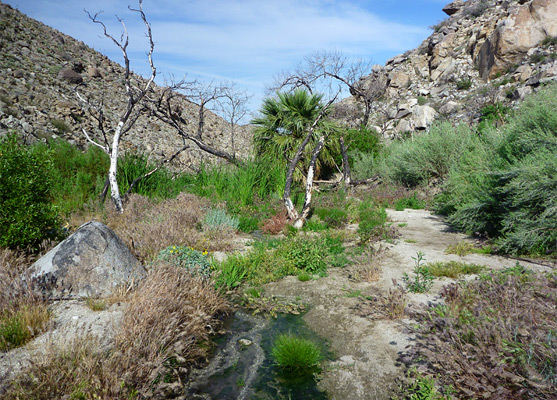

left=29, top=221, right=146, bottom=298
left=0, top=2, right=252, bottom=170
left=342, top=0, right=557, bottom=137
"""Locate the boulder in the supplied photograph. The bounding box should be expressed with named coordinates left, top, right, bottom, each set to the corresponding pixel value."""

left=442, top=0, right=465, bottom=16
left=87, top=66, right=102, bottom=78
left=477, top=0, right=557, bottom=79
left=28, top=221, right=146, bottom=298
left=413, top=105, right=437, bottom=130
left=389, top=71, right=410, bottom=89
left=57, top=68, right=83, bottom=84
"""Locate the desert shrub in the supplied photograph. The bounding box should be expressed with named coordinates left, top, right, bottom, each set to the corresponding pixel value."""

left=542, top=36, right=557, bottom=47
left=407, top=268, right=557, bottom=398
left=0, top=135, right=61, bottom=249
left=271, top=334, right=322, bottom=373
left=439, top=85, right=557, bottom=255
left=379, top=122, right=477, bottom=187
left=261, top=211, right=288, bottom=235
left=456, top=78, right=472, bottom=90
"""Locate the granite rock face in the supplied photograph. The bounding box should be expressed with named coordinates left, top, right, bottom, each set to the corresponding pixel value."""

left=29, top=221, right=146, bottom=298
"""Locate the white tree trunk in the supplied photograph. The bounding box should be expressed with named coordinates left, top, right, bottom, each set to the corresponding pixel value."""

left=109, top=122, right=124, bottom=213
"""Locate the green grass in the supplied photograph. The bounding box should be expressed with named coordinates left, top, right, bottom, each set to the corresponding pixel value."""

left=394, top=193, right=426, bottom=211
left=426, top=261, right=485, bottom=278
left=271, top=334, right=322, bottom=373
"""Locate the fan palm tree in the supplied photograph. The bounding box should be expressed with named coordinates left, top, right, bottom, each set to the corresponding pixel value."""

left=252, top=89, right=339, bottom=181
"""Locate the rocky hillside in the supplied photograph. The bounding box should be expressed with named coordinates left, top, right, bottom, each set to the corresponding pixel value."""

left=0, top=2, right=252, bottom=169
left=348, top=0, right=557, bottom=136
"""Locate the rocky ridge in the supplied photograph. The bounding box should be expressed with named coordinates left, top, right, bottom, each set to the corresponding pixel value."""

left=0, top=2, right=252, bottom=169
left=348, top=0, right=557, bottom=136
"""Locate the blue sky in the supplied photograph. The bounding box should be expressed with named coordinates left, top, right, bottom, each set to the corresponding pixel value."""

left=5, top=0, right=449, bottom=118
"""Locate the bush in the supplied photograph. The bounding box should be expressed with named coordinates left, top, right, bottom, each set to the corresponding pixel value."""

left=379, top=122, right=477, bottom=187
left=0, top=135, right=61, bottom=249
left=456, top=78, right=472, bottom=90
left=438, top=84, right=557, bottom=255
left=271, top=334, right=322, bottom=373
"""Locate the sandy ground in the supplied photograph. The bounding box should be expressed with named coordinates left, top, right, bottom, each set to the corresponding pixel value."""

left=265, top=208, right=554, bottom=400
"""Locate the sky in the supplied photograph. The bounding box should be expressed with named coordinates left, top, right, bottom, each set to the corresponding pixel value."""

left=4, top=0, right=449, bottom=120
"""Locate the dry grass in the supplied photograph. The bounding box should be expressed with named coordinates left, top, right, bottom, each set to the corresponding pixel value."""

left=0, top=248, right=50, bottom=351
left=113, top=263, right=230, bottom=396
left=71, top=193, right=236, bottom=263
left=4, top=263, right=230, bottom=399
left=359, top=264, right=381, bottom=282
left=383, top=280, right=407, bottom=320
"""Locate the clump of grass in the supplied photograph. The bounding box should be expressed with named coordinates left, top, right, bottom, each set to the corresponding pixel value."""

left=271, top=334, right=322, bottom=373
left=0, top=248, right=50, bottom=351
left=426, top=261, right=485, bottom=278
left=444, top=241, right=476, bottom=256
left=84, top=298, right=106, bottom=312
left=214, top=256, right=248, bottom=291
left=114, top=264, right=230, bottom=394
left=383, top=281, right=407, bottom=320
left=358, top=201, right=389, bottom=244
left=456, top=78, right=472, bottom=90
left=298, top=272, right=311, bottom=282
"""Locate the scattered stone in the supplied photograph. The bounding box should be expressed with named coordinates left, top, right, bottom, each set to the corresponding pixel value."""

left=238, top=339, right=253, bottom=346
left=413, top=105, right=437, bottom=130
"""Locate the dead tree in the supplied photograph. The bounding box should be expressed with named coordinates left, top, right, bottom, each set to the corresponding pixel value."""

left=77, top=1, right=155, bottom=213
left=145, top=79, right=244, bottom=167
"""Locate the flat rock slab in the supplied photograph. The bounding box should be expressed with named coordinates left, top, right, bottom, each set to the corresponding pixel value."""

left=29, top=221, right=146, bottom=298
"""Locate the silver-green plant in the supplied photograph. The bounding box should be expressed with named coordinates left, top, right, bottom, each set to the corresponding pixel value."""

left=203, top=208, right=239, bottom=231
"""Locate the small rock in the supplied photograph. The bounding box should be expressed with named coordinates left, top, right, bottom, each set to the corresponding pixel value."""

left=238, top=339, right=252, bottom=346
left=57, top=68, right=83, bottom=84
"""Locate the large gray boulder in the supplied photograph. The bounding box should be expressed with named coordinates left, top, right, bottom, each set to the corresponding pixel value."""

left=29, top=221, right=146, bottom=298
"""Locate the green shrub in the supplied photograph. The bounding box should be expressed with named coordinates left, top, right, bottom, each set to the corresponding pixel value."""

left=439, top=85, right=557, bottom=255
left=0, top=135, right=61, bottom=249
left=214, top=257, right=248, bottom=291
left=402, top=252, right=434, bottom=293
left=379, top=122, right=476, bottom=187
left=314, top=207, right=348, bottom=228
left=297, top=272, right=311, bottom=282
left=238, top=215, right=260, bottom=233
left=279, top=235, right=328, bottom=273
left=156, top=246, right=212, bottom=278
left=271, top=334, right=322, bottom=373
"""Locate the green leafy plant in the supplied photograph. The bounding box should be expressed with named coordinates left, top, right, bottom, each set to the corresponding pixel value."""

left=271, top=334, right=322, bottom=373
left=402, top=252, right=434, bottom=293
left=393, top=368, right=453, bottom=400
left=238, top=215, right=260, bottom=233
left=0, top=135, right=62, bottom=249
left=157, top=246, right=212, bottom=278
left=214, top=257, right=248, bottom=291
